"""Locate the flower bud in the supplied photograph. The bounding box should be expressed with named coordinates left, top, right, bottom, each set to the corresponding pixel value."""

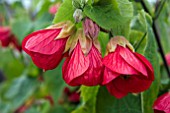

left=73, top=9, right=83, bottom=23
left=83, top=17, right=100, bottom=40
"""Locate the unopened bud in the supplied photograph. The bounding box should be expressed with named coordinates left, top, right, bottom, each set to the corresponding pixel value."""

left=73, top=9, right=83, bottom=23
left=83, top=17, right=100, bottom=40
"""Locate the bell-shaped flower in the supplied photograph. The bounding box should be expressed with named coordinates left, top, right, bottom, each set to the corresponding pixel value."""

left=62, top=29, right=103, bottom=86
left=153, top=92, right=170, bottom=113
left=103, top=36, right=154, bottom=98
left=22, top=21, right=75, bottom=71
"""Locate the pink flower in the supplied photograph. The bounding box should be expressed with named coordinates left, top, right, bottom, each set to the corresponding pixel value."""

left=49, top=3, right=60, bottom=15
left=153, top=92, right=170, bottom=113
left=102, top=36, right=154, bottom=98
left=62, top=29, right=103, bottom=86
left=22, top=21, right=75, bottom=71
left=0, top=26, right=11, bottom=47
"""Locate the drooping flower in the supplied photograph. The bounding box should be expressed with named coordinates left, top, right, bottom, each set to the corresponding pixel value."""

left=62, top=29, right=103, bottom=86
left=0, top=26, right=21, bottom=51
left=22, top=21, right=75, bottom=71
left=153, top=92, right=170, bottom=113
left=0, top=26, right=11, bottom=47
left=102, top=36, right=154, bottom=99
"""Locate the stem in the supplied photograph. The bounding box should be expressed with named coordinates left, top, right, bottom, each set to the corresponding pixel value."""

left=141, top=1, right=150, bottom=15
left=153, top=21, right=170, bottom=77
left=141, top=1, right=170, bottom=78
left=154, top=0, right=167, bottom=20
left=134, top=32, right=147, bottom=51
left=2, top=1, right=12, bottom=20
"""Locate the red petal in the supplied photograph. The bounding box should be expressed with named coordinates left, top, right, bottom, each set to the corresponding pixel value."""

left=62, top=43, right=90, bottom=85
left=153, top=92, right=170, bottom=113
left=30, top=38, right=66, bottom=70
left=119, top=46, right=148, bottom=76
left=103, top=47, right=139, bottom=75
left=111, top=75, right=152, bottom=94
left=30, top=50, right=64, bottom=70
left=22, top=29, right=62, bottom=55
left=106, top=82, right=128, bottom=99
left=102, top=67, right=119, bottom=85
left=135, top=53, right=154, bottom=80
left=69, top=45, right=103, bottom=86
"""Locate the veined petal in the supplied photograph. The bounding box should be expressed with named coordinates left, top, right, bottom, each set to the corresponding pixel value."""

left=30, top=49, right=64, bottom=71
left=153, top=92, right=170, bottom=113
left=102, top=67, right=120, bottom=85
left=135, top=53, right=154, bottom=80
left=22, top=29, right=62, bottom=55
left=62, top=43, right=90, bottom=84
left=68, top=45, right=103, bottom=86
left=103, top=47, right=139, bottom=75
left=119, top=46, right=148, bottom=77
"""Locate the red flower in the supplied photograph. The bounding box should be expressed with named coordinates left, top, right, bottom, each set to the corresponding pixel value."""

left=103, top=36, right=154, bottom=98
left=22, top=21, right=75, bottom=71
left=62, top=29, right=103, bottom=86
left=153, top=92, right=170, bottom=113
left=0, top=26, right=11, bottom=47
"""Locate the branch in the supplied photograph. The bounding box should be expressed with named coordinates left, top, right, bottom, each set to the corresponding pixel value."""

left=141, top=1, right=170, bottom=78
left=154, top=0, right=167, bottom=20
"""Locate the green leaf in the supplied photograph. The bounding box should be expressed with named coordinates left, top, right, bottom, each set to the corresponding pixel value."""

left=72, top=86, right=99, bottom=113
left=96, top=87, right=142, bottom=113
left=53, top=0, right=74, bottom=23
left=11, top=18, right=33, bottom=44
left=84, top=0, right=133, bottom=37
left=131, top=10, right=152, bottom=32
left=44, top=61, right=67, bottom=104
left=98, top=32, right=109, bottom=57
left=0, top=48, right=25, bottom=80
left=0, top=76, right=38, bottom=113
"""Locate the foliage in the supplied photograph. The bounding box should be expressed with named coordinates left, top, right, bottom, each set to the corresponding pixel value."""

left=0, top=0, right=170, bottom=113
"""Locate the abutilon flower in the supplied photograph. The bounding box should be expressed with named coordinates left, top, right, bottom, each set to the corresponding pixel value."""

left=0, top=26, right=11, bottom=47
left=62, top=28, right=103, bottom=86
left=0, top=26, right=21, bottom=51
left=22, top=21, right=75, bottom=71
left=153, top=92, right=170, bottom=113
left=102, top=36, right=154, bottom=99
